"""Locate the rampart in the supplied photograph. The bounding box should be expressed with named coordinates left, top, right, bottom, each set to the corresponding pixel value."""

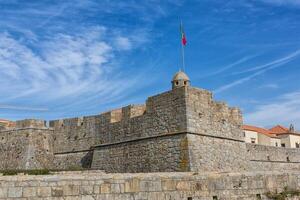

left=0, top=171, right=299, bottom=199
left=247, top=143, right=300, bottom=171
left=0, top=120, right=53, bottom=170
left=1, top=72, right=300, bottom=174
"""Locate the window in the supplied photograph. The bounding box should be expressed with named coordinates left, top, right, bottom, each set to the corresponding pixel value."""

left=296, top=143, right=300, bottom=148
left=251, top=138, right=256, bottom=144
left=281, top=143, right=285, bottom=147
left=275, top=142, right=278, bottom=147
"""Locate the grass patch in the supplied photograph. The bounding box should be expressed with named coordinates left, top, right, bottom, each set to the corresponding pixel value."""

left=1, top=169, right=50, bottom=176
left=266, top=187, right=300, bottom=200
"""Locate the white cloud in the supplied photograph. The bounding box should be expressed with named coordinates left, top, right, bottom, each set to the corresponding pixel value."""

left=0, top=105, right=48, bottom=111
left=260, top=83, right=279, bottom=89
left=245, top=91, right=300, bottom=128
left=114, top=36, right=132, bottom=50
left=0, top=28, right=141, bottom=109
left=214, top=50, right=300, bottom=93
left=259, top=0, right=300, bottom=6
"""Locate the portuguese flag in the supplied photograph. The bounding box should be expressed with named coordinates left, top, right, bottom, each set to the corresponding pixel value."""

left=180, top=22, right=187, bottom=46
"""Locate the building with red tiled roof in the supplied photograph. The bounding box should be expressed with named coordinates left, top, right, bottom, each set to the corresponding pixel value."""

left=269, top=124, right=300, bottom=148
left=242, top=125, right=281, bottom=147
left=242, top=124, right=300, bottom=148
left=269, top=125, right=290, bottom=134
left=0, top=119, right=15, bottom=129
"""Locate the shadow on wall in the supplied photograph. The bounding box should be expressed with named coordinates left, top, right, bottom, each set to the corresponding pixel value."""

left=80, top=151, right=94, bottom=169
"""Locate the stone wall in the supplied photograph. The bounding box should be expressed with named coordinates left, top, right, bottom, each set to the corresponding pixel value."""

left=0, top=127, right=54, bottom=170
left=16, top=119, right=46, bottom=129
left=53, top=151, right=93, bottom=170
left=49, top=87, right=188, bottom=170
left=247, top=143, right=300, bottom=171
left=92, top=133, right=190, bottom=173
left=186, top=87, right=243, bottom=141
left=0, top=171, right=300, bottom=199
left=187, top=134, right=248, bottom=172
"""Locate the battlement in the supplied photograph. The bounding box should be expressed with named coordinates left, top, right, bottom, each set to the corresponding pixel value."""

left=15, top=119, right=47, bottom=129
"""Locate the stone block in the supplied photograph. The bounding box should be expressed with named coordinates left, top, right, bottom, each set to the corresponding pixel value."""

left=51, top=187, right=63, bottom=197
left=124, top=178, right=140, bottom=193
left=23, top=187, right=37, bottom=197
left=100, top=183, right=111, bottom=194
left=162, top=179, right=177, bottom=191
left=80, top=185, right=94, bottom=195
left=37, top=187, right=51, bottom=197
left=63, top=185, right=80, bottom=196
left=0, top=187, right=7, bottom=198
left=8, top=187, right=22, bottom=198
left=176, top=181, right=190, bottom=191
left=82, top=195, right=96, bottom=200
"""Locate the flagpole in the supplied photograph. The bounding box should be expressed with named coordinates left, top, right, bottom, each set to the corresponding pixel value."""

left=181, top=36, right=185, bottom=72
left=180, top=20, right=186, bottom=72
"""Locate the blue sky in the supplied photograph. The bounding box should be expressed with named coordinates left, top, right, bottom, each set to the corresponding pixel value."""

left=0, top=0, right=300, bottom=128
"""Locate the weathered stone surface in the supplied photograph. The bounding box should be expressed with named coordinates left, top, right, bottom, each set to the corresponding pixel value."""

left=0, top=171, right=298, bottom=199
left=8, top=187, right=22, bottom=198
left=0, top=127, right=54, bottom=170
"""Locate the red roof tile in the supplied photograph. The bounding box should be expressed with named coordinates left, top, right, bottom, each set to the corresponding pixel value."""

left=269, top=125, right=289, bottom=134
left=242, top=125, right=275, bottom=138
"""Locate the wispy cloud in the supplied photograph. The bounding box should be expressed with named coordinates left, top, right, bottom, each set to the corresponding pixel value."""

left=260, top=83, right=279, bottom=89
left=214, top=50, right=300, bottom=93
left=0, top=28, right=143, bottom=110
left=199, top=55, right=257, bottom=78
left=245, top=91, right=300, bottom=128
left=233, top=50, right=300, bottom=75
left=0, top=105, right=48, bottom=111
left=258, top=0, right=300, bottom=7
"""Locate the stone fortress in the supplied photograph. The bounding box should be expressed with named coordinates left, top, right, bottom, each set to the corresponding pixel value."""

left=1, top=71, right=300, bottom=199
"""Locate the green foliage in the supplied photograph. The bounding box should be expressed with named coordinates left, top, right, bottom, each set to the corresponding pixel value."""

left=2, top=169, right=19, bottom=176
left=266, top=187, right=300, bottom=200
left=26, top=169, right=50, bottom=175
left=1, top=169, right=50, bottom=176
left=66, top=165, right=84, bottom=171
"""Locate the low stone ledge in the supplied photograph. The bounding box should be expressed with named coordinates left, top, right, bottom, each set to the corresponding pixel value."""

left=0, top=171, right=299, bottom=199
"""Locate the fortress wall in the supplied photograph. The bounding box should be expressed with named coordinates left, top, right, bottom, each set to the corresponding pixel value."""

left=50, top=115, right=101, bottom=154
left=0, top=128, right=54, bottom=170
left=48, top=87, right=188, bottom=170
left=186, top=87, right=244, bottom=141
left=97, top=87, right=187, bottom=145
left=53, top=151, right=93, bottom=170
left=187, top=134, right=248, bottom=172
left=50, top=87, right=187, bottom=153
left=247, top=143, right=300, bottom=171
left=91, top=133, right=190, bottom=173
left=185, top=87, right=247, bottom=172
left=16, top=119, right=46, bottom=129
left=0, top=171, right=299, bottom=199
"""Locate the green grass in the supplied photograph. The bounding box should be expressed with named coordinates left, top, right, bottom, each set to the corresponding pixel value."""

left=1, top=169, right=50, bottom=176
left=266, top=187, right=300, bottom=200
left=0, top=167, right=96, bottom=176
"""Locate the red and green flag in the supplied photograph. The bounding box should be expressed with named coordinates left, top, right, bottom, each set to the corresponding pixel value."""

left=180, top=23, right=187, bottom=46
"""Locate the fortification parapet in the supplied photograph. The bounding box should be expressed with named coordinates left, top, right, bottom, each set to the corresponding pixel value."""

left=16, top=119, right=47, bottom=129
left=230, top=107, right=243, bottom=126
